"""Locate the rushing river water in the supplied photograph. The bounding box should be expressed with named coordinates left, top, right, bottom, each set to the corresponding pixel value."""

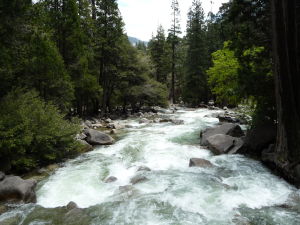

left=1, top=109, right=300, bottom=225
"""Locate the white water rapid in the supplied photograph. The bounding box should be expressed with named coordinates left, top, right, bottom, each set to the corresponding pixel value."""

left=1, top=108, right=300, bottom=225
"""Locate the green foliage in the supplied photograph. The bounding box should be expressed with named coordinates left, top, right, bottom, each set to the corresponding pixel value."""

left=219, top=0, right=275, bottom=124
left=182, top=0, right=208, bottom=105
left=148, top=25, right=170, bottom=84
left=207, top=41, right=240, bottom=106
left=0, top=89, right=80, bottom=172
left=24, top=31, right=75, bottom=112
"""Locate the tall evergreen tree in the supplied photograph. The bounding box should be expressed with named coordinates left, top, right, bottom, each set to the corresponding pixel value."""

left=148, top=25, right=170, bottom=84
left=168, top=0, right=181, bottom=104
left=94, top=0, right=124, bottom=114
left=183, top=0, right=208, bottom=105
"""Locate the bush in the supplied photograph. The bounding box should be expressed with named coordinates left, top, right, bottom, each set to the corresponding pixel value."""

left=0, top=89, right=80, bottom=173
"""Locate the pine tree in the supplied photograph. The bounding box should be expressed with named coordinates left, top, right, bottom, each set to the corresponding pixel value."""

left=148, top=25, right=170, bottom=84
left=168, top=0, right=181, bottom=104
left=183, top=0, right=208, bottom=106
left=94, top=0, right=124, bottom=114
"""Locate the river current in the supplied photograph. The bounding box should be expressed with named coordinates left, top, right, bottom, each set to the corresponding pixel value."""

left=1, top=108, right=300, bottom=225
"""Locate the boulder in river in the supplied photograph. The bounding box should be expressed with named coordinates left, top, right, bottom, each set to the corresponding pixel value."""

left=83, top=128, right=115, bottom=145
left=137, top=166, right=151, bottom=172
left=130, top=174, right=149, bottom=185
left=171, top=119, right=184, bottom=125
left=189, top=158, right=214, bottom=168
left=139, top=118, right=150, bottom=124
left=207, top=134, right=244, bottom=155
left=0, top=175, right=37, bottom=203
left=200, top=123, right=244, bottom=146
left=104, top=176, right=117, bottom=183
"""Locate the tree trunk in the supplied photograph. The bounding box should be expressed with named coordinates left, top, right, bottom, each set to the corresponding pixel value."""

left=171, top=41, right=175, bottom=104
left=272, top=0, right=300, bottom=183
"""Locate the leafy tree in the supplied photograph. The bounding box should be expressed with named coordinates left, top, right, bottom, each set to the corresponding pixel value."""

left=207, top=41, right=240, bottom=106
left=0, top=89, right=80, bottom=172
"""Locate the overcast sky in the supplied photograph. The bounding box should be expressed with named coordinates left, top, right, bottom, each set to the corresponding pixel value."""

left=118, top=0, right=229, bottom=41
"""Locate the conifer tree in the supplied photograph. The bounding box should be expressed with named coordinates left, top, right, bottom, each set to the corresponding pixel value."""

left=148, top=25, right=170, bottom=84
left=168, top=0, right=181, bottom=104
left=183, top=0, right=208, bottom=105
left=94, top=0, right=124, bottom=114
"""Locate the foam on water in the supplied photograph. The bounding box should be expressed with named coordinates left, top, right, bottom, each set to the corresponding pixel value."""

left=26, top=109, right=300, bottom=224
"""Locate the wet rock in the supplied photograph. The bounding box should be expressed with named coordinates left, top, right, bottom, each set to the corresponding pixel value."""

left=207, top=134, right=235, bottom=155
left=0, top=176, right=37, bottom=203
left=22, top=205, right=90, bottom=225
left=139, top=118, right=149, bottom=124
left=125, top=125, right=133, bottom=128
left=119, top=185, right=134, bottom=193
left=64, top=207, right=90, bottom=225
left=137, top=166, right=151, bottom=172
left=84, top=128, right=115, bottom=145
left=66, top=201, right=78, bottom=211
left=200, top=123, right=244, bottom=146
left=130, top=174, right=148, bottom=185
left=153, top=118, right=161, bottom=123
left=228, top=138, right=244, bottom=154
left=112, top=123, right=126, bottom=130
left=189, top=158, right=214, bottom=168
left=159, top=119, right=172, bottom=123
left=104, top=176, right=117, bottom=183
left=0, top=172, right=5, bottom=181
left=171, top=119, right=184, bottom=125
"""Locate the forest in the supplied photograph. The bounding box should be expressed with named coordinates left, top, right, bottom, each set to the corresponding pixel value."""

left=0, top=0, right=300, bottom=186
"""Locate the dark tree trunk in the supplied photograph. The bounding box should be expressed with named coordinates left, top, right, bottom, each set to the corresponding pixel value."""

left=171, top=41, right=176, bottom=104
left=91, top=0, right=96, bottom=20
left=272, top=0, right=300, bottom=183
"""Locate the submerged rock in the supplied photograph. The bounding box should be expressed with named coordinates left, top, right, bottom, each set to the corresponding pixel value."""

left=130, top=174, right=148, bottom=185
left=189, top=158, right=214, bottom=168
left=20, top=204, right=90, bottom=225
left=171, top=119, right=184, bottom=125
left=139, top=118, right=150, bottom=124
left=137, top=166, right=151, bottom=172
left=84, top=128, right=115, bottom=145
left=66, top=201, right=78, bottom=211
left=200, top=123, right=244, bottom=146
left=0, top=175, right=37, bottom=203
left=104, top=176, right=117, bottom=183
left=119, top=185, right=134, bottom=192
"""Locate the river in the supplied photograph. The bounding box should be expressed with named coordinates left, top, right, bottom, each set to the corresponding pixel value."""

left=1, top=108, right=300, bottom=225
